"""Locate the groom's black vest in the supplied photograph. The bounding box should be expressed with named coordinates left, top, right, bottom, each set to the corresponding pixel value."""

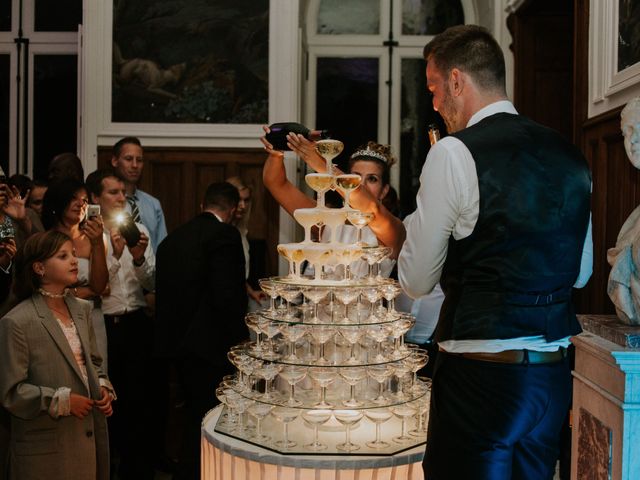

left=434, top=112, right=591, bottom=343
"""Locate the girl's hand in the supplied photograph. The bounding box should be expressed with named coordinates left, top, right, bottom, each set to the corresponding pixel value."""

left=94, top=387, right=113, bottom=417
left=287, top=133, right=332, bottom=173
left=69, top=393, right=93, bottom=419
left=260, top=125, right=285, bottom=159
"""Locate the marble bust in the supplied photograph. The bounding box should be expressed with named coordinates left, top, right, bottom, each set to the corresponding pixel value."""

left=607, top=96, right=640, bottom=324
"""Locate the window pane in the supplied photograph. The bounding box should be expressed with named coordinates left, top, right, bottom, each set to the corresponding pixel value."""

left=318, top=0, right=380, bottom=35
left=33, top=55, right=77, bottom=180
left=112, top=0, right=268, bottom=124
left=402, top=0, right=464, bottom=36
left=316, top=57, right=379, bottom=174
left=34, top=0, right=81, bottom=32
left=399, top=58, right=445, bottom=215
left=0, top=0, right=10, bottom=31
left=0, top=55, right=9, bottom=173
left=618, top=0, right=640, bottom=71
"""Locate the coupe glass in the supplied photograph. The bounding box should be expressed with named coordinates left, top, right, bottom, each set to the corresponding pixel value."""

left=333, top=287, right=361, bottom=323
left=367, top=323, right=391, bottom=363
left=339, top=367, right=367, bottom=407
left=361, top=246, right=392, bottom=281
left=367, top=363, right=395, bottom=404
left=339, top=325, right=363, bottom=364
left=346, top=210, right=375, bottom=246
left=364, top=408, right=393, bottom=449
left=226, top=394, right=254, bottom=434
left=409, top=397, right=430, bottom=437
left=406, top=349, right=430, bottom=393
left=277, top=244, right=305, bottom=278
left=247, top=402, right=274, bottom=442
left=255, top=362, right=283, bottom=401
left=303, top=244, right=333, bottom=282
left=303, top=287, right=329, bottom=323
left=361, top=286, right=383, bottom=321
left=392, top=359, right=412, bottom=401
left=302, top=409, right=332, bottom=451
left=272, top=407, right=300, bottom=449
left=380, top=281, right=402, bottom=317
left=334, top=410, right=364, bottom=452
left=256, top=316, right=281, bottom=360
left=227, top=349, right=251, bottom=392
left=293, top=208, right=324, bottom=243
left=315, top=139, right=344, bottom=172
left=215, top=387, right=235, bottom=426
left=321, top=208, right=348, bottom=244
left=308, top=366, right=337, bottom=407
left=391, top=404, right=417, bottom=443
left=278, top=365, right=307, bottom=407
left=278, top=322, right=308, bottom=362
left=309, top=325, right=335, bottom=365
left=335, top=174, right=361, bottom=210
left=279, top=284, right=302, bottom=319
left=389, top=316, right=416, bottom=359
left=258, top=279, right=279, bottom=314
left=244, top=313, right=264, bottom=354
left=305, top=173, right=334, bottom=208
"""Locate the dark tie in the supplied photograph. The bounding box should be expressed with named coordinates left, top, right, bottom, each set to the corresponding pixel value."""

left=126, top=195, right=141, bottom=223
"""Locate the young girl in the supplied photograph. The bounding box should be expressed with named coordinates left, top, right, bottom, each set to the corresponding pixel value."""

left=0, top=230, right=114, bottom=480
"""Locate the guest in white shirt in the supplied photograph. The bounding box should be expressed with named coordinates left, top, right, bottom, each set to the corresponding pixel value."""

left=398, top=25, right=592, bottom=480
left=86, top=168, right=156, bottom=480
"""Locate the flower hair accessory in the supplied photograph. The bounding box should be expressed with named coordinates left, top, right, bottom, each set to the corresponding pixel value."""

left=350, top=147, right=388, bottom=163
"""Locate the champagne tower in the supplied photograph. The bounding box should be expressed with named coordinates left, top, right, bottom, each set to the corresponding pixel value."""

left=215, top=140, right=430, bottom=455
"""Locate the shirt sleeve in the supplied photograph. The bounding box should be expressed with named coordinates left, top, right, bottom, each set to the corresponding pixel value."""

left=573, top=212, right=593, bottom=288
left=154, top=201, right=168, bottom=252
left=398, top=138, right=477, bottom=299
left=133, top=224, right=156, bottom=291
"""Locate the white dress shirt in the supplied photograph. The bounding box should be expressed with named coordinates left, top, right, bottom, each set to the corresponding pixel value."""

left=399, top=100, right=593, bottom=353
left=102, top=223, right=156, bottom=316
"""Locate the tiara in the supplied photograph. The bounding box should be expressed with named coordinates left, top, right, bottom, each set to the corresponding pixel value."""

left=350, top=148, right=388, bottom=163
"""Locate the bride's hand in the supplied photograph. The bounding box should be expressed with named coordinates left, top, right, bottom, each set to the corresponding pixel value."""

left=260, top=125, right=284, bottom=159
left=286, top=133, right=327, bottom=173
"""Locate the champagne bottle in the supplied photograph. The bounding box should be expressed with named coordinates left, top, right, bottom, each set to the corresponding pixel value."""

left=428, top=124, right=441, bottom=146
left=266, top=122, right=330, bottom=151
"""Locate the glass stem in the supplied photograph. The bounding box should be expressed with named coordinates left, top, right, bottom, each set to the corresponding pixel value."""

left=289, top=340, right=296, bottom=358
left=346, top=425, right=352, bottom=447
left=350, top=385, right=356, bottom=403
left=304, top=226, right=311, bottom=243
left=284, top=423, right=289, bottom=445
left=289, top=384, right=295, bottom=402
left=376, top=422, right=382, bottom=443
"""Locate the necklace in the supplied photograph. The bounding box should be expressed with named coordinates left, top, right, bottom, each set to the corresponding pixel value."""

left=38, top=288, right=69, bottom=299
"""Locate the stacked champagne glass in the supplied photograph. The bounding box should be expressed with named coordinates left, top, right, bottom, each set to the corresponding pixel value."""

left=215, top=139, right=431, bottom=455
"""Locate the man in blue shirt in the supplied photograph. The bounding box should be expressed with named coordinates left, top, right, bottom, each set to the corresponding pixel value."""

left=111, top=137, right=167, bottom=253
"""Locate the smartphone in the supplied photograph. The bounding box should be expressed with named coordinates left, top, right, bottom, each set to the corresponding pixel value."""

left=118, top=213, right=141, bottom=247
left=86, top=204, right=101, bottom=220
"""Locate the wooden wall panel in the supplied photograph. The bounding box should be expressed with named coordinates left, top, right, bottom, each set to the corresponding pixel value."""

left=97, top=146, right=279, bottom=277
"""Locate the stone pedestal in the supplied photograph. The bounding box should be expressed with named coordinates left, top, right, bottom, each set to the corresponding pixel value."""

left=571, top=315, right=640, bottom=480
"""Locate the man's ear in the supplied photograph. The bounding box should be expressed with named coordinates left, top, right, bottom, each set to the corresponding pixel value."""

left=110, top=156, right=118, bottom=168
left=228, top=206, right=237, bottom=223
left=449, top=68, right=464, bottom=97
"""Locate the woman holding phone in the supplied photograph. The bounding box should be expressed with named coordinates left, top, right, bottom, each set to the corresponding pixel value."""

left=42, top=178, right=110, bottom=368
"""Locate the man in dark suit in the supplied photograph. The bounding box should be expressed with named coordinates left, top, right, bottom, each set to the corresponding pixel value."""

left=155, top=182, right=247, bottom=480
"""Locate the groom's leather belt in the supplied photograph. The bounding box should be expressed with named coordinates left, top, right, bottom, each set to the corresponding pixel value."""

left=104, top=309, right=144, bottom=324
left=448, top=348, right=567, bottom=364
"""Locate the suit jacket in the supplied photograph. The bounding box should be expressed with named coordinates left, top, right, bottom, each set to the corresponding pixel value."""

left=0, top=294, right=110, bottom=480
left=155, top=212, right=248, bottom=365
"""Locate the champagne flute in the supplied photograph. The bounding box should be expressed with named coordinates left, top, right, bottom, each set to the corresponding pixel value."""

left=315, top=139, right=344, bottom=172
left=335, top=174, right=361, bottom=209
left=302, top=409, right=332, bottom=451
left=305, top=173, right=334, bottom=208
left=272, top=407, right=300, bottom=449
left=346, top=210, right=375, bottom=246
left=334, top=410, right=364, bottom=452
left=364, top=408, right=394, bottom=449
